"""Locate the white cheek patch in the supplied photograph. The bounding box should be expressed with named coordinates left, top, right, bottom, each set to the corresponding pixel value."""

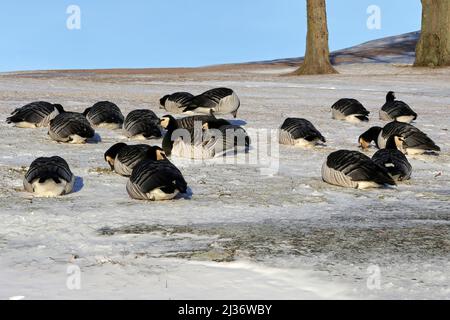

left=160, top=118, right=170, bottom=128
left=156, top=150, right=166, bottom=161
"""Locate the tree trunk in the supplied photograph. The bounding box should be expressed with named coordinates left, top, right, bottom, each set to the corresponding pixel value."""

left=293, top=0, right=337, bottom=75
left=415, top=0, right=450, bottom=67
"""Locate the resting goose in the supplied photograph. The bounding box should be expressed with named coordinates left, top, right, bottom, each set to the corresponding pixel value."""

left=83, top=101, right=124, bottom=129
left=126, top=156, right=188, bottom=201
left=182, top=88, right=240, bottom=118
left=160, top=115, right=249, bottom=159
left=7, top=102, right=64, bottom=128
left=23, top=156, right=75, bottom=197
left=104, top=143, right=165, bottom=177
left=331, top=98, right=370, bottom=123
left=160, top=92, right=194, bottom=113
left=358, top=121, right=440, bottom=155
left=279, top=118, right=326, bottom=147
left=372, top=138, right=412, bottom=181
left=322, top=150, right=395, bottom=189
left=123, top=109, right=162, bottom=140
left=380, top=91, right=417, bottom=123
left=48, top=112, right=95, bottom=144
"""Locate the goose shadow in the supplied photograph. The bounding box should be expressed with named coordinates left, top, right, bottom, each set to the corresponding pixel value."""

left=72, top=176, right=84, bottom=193
left=422, top=151, right=440, bottom=157
left=177, top=187, right=193, bottom=200
left=87, top=133, right=102, bottom=144
left=229, top=120, right=247, bottom=126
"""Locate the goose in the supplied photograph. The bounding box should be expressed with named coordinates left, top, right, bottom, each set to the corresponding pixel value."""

left=23, top=156, right=75, bottom=197
left=331, top=98, right=370, bottom=123
left=380, top=92, right=417, bottom=123
left=160, top=115, right=249, bottom=159
left=372, top=138, right=412, bottom=181
left=83, top=101, right=124, bottom=129
left=123, top=109, right=162, bottom=140
left=126, top=156, right=188, bottom=201
left=182, top=88, right=240, bottom=118
left=159, top=92, right=194, bottom=113
left=48, top=112, right=95, bottom=144
left=7, top=102, right=64, bottom=128
left=358, top=121, right=440, bottom=155
left=279, top=118, right=326, bottom=147
left=104, top=143, right=165, bottom=177
left=322, top=150, right=395, bottom=189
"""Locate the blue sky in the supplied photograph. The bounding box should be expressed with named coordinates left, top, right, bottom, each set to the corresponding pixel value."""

left=0, top=0, right=421, bottom=72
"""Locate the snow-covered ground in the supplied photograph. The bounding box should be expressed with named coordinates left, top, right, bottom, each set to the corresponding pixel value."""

left=0, top=64, right=449, bottom=300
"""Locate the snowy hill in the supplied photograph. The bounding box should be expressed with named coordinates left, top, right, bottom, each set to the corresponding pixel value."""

left=251, top=31, right=420, bottom=66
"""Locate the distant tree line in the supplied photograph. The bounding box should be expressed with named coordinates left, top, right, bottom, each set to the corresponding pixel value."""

left=294, top=0, right=450, bottom=75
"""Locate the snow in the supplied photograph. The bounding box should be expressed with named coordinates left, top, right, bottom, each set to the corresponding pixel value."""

left=0, top=63, right=449, bottom=300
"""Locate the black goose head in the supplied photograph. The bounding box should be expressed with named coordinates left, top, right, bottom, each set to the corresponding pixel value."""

left=359, top=126, right=383, bottom=150
left=53, top=104, right=65, bottom=114
left=386, top=91, right=396, bottom=102
left=104, top=143, right=127, bottom=170
left=159, top=115, right=178, bottom=131
left=159, top=95, right=170, bottom=109
left=82, top=107, right=92, bottom=117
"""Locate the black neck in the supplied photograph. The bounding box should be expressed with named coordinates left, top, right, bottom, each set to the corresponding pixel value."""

left=386, top=93, right=395, bottom=102
left=385, top=136, right=398, bottom=150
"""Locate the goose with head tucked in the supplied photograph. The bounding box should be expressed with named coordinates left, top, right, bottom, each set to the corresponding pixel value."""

left=160, top=115, right=249, bottom=159
left=279, top=118, right=326, bottom=147
left=83, top=101, right=124, bottom=129
left=380, top=91, right=417, bottom=123
left=104, top=143, right=166, bottom=177
left=23, top=156, right=75, bottom=197
left=331, top=98, right=370, bottom=123
left=123, top=109, right=162, bottom=140
left=7, top=101, right=64, bottom=128
left=48, top=112, right=95, bottom=144
left=322, top=150, right=395, bottom=189
left=126, top=154, right=188, bottom=201
left=372, top=137, right=412, bottom=182
left=182, top=88, right=241, bottom=118
left=358, top=121, right=440, bottom=155
left=159, top=92, right=194, bottom=113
